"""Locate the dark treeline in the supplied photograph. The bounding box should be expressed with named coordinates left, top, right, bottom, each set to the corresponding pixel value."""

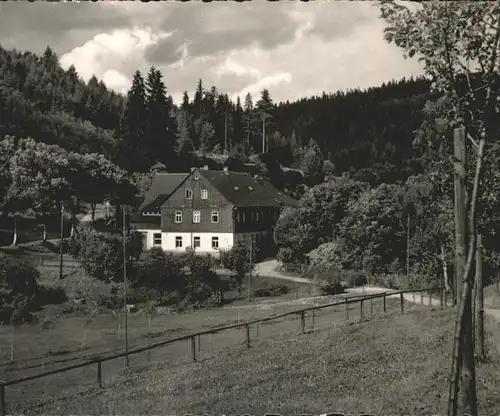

left=1, top=45, right=432, bottom=189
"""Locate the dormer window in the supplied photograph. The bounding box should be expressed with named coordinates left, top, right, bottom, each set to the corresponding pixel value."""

left=185, top=188, right=193, bottom=199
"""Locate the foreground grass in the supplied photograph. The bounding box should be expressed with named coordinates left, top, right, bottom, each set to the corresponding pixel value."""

left=10, top=307, right=500, bottom=416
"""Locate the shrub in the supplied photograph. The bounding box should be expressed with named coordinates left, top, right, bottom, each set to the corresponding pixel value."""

left=70, top=227, right=143, bottom=283
left=0, top=253, right=41, bottom=324
left=135, top=247, right=186, bottom=293
left=254, top=284, right=289, bottom=297
left=35, top=285, right=68, bottom=307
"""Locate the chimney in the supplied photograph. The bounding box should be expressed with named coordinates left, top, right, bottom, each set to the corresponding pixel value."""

left=203, top=165, right=209, bottom=170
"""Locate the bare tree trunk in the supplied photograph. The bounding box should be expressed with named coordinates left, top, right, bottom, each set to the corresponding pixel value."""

left=475, top=234, right=485, bottom=361
left=91, top=203, right=96, bottom=227
left=442, top=245, right=451, bottom=293
left=11, top=215, right=17, bottom=246
left=454, top=128, right=468, bottom=306
left=448, top=131, right=483, bottom=416
left=10, top=325, right=14, bottom=361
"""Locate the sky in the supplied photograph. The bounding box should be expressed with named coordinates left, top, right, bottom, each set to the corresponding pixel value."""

left=0, top=1, right=425, bottom=105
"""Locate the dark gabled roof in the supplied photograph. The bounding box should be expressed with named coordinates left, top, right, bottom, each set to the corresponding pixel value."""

left=137, top=173, right=189, bottom=213
left=199, top=170, right=299, bottom=208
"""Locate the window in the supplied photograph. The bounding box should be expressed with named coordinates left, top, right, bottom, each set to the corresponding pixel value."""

left=175, top=236, right=183, bottom=248
left=174, top=211, right=182, bottom=223
left=211, top=211, right=219, bottom=223
left=212, top=236, right=219, bottom=249
left=251, top=211, right=255, bottom=222
left=193, top=211, right=201, bottom=223
left=256, top=211, right=260, bottom=221
left=153, top=233, right=162, bottom=246
left=201, top=189, right=208, bottom=199
left=185, top=188, right=193, bottom=199
left=242, top=212, right=246, bottom=223
left=193, top=236, right=201, bottom=248
left=194, top=173, right=199, bottom=180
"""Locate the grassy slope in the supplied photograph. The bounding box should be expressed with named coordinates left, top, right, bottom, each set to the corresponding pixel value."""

left=11, top=308, right=500, bottom=416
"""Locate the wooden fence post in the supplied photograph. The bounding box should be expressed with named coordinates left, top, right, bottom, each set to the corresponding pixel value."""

left=413, top=292, right=416, bottom=303
left=345, top=298, right=349, bottom=321
left=312, top=309, right=315, bottom=330
left=360, top=299, right=364, bottom=322
left=256, top=322, right=259, bottom=340
left=301, top=311, right=305, bottom=334
left=370, top=297, right=373, bottom=314
left=198, top=335, right=201, bottom=353
left=440, top=287, right=444, bottom=309
left=420, top=292, right=424, bottom=305
left=97, top=361, right=102, bottom=388
left=0, top=384, right=5, bottom=416
left=191, top=336, right=196, bottom=362
left=246, top=324, right=250, bottom=349
left=400, top=293, right=404, bottom=314
left=383, top=294, right=387, bottom=313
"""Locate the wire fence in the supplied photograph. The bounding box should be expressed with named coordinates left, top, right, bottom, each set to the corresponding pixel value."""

left=0, top=286, right=447, bottom=415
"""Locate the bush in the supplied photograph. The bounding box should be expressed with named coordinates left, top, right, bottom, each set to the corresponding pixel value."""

left=70, top=227, right=143, bottom=283
left=135, top=247, right=186, bottom=292
left=35, top=285, right=68, bottom=307
left=0, top=253, right=41, bottom=324
left=254, top=284, right=289, bottom=297
left=342, top=271, right=368, bottom=288
left=318, top=281, right=344, bottom=295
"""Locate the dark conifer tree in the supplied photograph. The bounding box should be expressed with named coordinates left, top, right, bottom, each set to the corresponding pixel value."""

left=118, top=70, right=147, bottom=173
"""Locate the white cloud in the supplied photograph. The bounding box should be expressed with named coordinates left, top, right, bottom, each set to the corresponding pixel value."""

left=215, top=57, right=262, bottom=79
left=43, top=2, right=425, bottom=105
left=59, top=27, right=166, bottom=85
left=102, top=69, right=130, bottom=94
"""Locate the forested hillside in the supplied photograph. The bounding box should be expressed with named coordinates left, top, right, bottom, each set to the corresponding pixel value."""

left=0, top=45, right=433, bottom=186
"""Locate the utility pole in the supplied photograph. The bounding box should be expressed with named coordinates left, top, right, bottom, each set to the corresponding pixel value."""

left=406, top=212, right=410, bottom=277
left=123, top=206, right=129, bottom=367
left=59, top=204, right=64, bottom=280
left=262, top=114, right=266, bottom=153
left=248, top=235, right=253, bottom=302
left=224, top=107, right=228, bottom=152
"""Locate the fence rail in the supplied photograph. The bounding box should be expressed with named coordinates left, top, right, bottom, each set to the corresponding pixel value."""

left=0, top=286, right=446, bottom=416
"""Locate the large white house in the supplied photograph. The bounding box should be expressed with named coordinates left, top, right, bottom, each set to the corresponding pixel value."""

left=130, top=166, right=298, bottom=257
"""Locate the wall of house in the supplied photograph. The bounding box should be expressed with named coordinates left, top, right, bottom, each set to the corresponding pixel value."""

left=162, top=206, right=234, bottom=233
left=161, top=232, right=234, bottom=257
left=135, top=228, right=162, bottom=250
left=233, top=206, right=280, bottom=233
left=161, top=172, right=235, bottom=234
left=234, top=230, right=277, bottom=260
left=136, top=229, right=234, bottom=256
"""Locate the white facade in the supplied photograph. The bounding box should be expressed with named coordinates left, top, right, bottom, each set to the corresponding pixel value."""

left=137, top=229, right=234, bottom=257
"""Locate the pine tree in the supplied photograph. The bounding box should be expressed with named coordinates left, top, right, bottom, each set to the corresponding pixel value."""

left=118, top=70, right=147, bottom=173
left=199, top=120, right=215, bottom=154
left=194, top=79, right=204, bottom=119
left=300, top=138, right=324, bottom=181
left=145, top=66, right=175, bottom=168
left=175, top=109, right=193, bottom=156
left=243, top=93, right=256, bottom=148
left=234, top=96, right=244, bottom=145
left=181, top=91, right=190, bottom=111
